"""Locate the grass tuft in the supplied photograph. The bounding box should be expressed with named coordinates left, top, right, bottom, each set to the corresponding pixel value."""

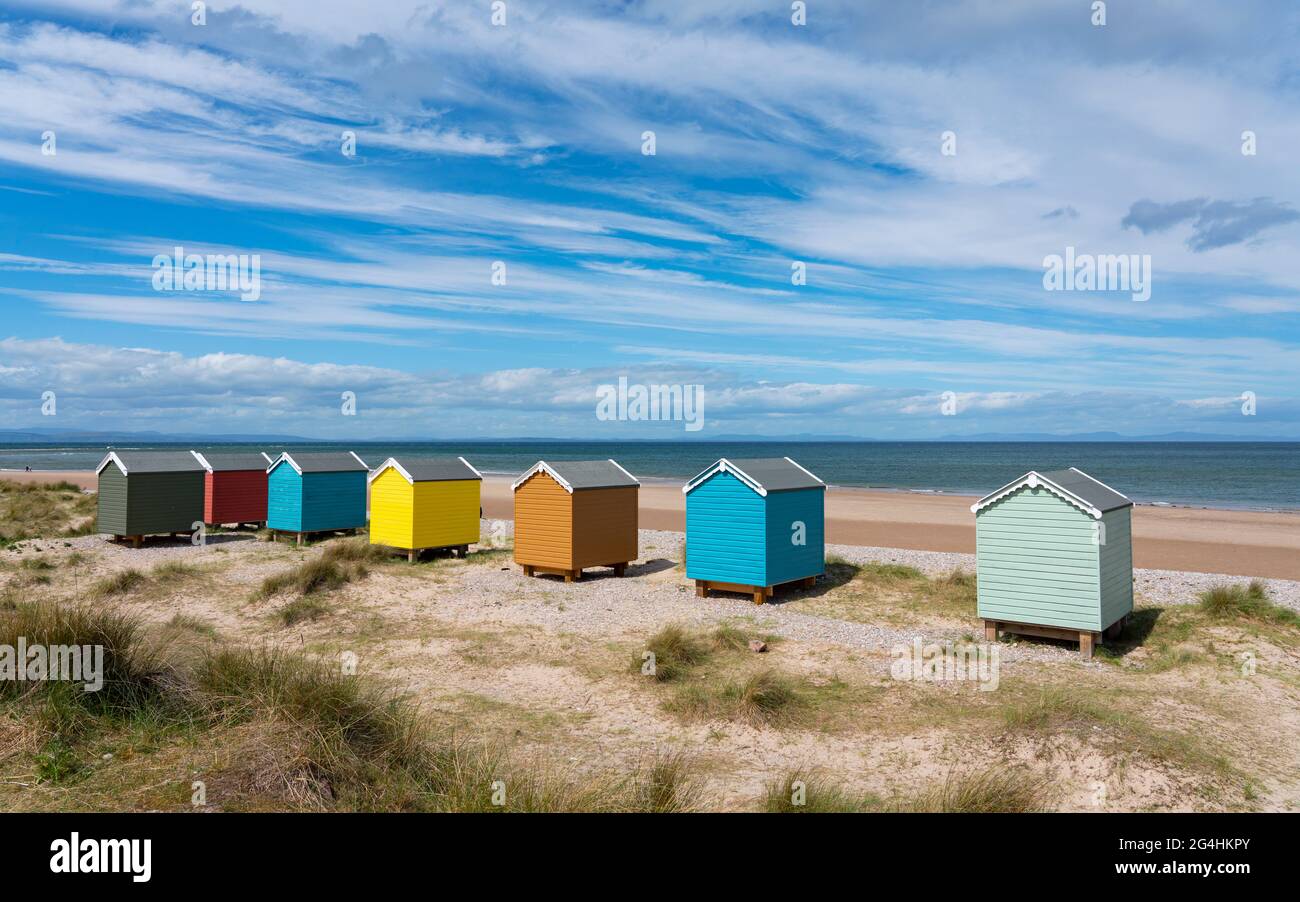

left=90, top=568, right=147, bottom=599
left=321, top=538, right=390, bottom=565
left=764, top=769, right=877, bottom=812
left=1199, top=581, right=1299, bottom=626
left=902, top=767, right=1054, bottom=813
left=721, top=669, right=805, bottom=726
left=151, top=560, right=201, bottom=580
left=276, top=596, right=331, bottom=627
left=636, top=624, right=711, bottom=682
left=629, top=749, right=704, bottom=813
left=0, top=601, right=175, bottom=736
left=256, top=557, right=362, bottom=600
left=668, top=669, right=808, bottom=726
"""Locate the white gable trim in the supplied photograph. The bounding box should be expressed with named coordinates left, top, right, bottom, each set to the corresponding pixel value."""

left=95, top=452, right=126, bottom=476
left=349, top=451, right=369, bottom=470
left=970, top=471, right=1103, bottom=519
left=367, top=457, right=410, bottom=485
left=370, top=456, right=482, bottom=485
left=606, top=458, right=640, bottom=487
left=266, top=452, right=301, bottom=476
left=190, top=450, right=214, bottom=473
left=783, top=456, right=825, bottom=487
left=682, top=459, right=766, bottom=497
left=511, top=461, right=572, bottom=493
left=1069, top=466, right=1130, bottom=504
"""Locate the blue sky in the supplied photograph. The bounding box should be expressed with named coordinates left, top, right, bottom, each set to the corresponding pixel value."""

left=0, top=0, right=1298, bottom=439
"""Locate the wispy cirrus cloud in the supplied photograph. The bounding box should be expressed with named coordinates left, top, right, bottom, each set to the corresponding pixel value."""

left=0, top=2, right=1297, bottom=435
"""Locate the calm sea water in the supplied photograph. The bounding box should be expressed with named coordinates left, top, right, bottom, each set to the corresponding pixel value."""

left=1, top=441, right=1296, bottom=511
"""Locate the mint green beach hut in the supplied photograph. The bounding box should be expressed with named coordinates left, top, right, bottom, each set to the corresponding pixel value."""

left=971, top=468, right=1133, bottom=659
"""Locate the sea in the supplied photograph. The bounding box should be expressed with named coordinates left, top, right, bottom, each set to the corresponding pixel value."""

left=1, top=441, right=1297, bottom=512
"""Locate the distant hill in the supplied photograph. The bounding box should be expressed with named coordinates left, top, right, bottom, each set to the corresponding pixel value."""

left=0, top=428, right=314, bottom=443
left=934, top=431, right=1299, bottom=442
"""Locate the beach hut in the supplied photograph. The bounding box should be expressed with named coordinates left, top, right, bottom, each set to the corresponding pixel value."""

left=971, top=467, right=1133, bottom=659
left=266, top=451, right=370, bottom=544
left=511, top=460, right=639, bottom=581
left=683, top=457, right=825, bottom=604
left=368, top=457, right=483, bottom=561
left=95, top=451, right=206, bottom=547
left=190, top=450, right=269, bottom=528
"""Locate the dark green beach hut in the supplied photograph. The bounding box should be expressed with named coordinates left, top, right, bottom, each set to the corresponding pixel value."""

left=96, top=451, right=206, bottom=545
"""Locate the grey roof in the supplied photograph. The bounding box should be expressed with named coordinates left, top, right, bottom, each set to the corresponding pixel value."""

left=193, top=451, right=271, bottom=472
left=274, top=452, right=369, bottom=473
left=516, top=459, right=639, bottom=491
left=1040, top=468, right=1131, bottom=513
left=972, top=467, right=1131, bottom=517
left=730, top=458, right=824, bottom=492
left=684, top=457, right=825, bottom=494
left=97, top=451, right=204, bottom=475
left=389, top=457, right=481, bottom=482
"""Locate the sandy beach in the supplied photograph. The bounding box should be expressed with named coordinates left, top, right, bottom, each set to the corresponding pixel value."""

left=5, top=469, right=1299, bottom=580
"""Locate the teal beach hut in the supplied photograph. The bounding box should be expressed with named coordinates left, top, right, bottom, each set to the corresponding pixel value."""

left=971, top=467, right=1133, bottom=659
left=683, top=457, right=826, bottom=604
left=266, top=451, right=370, bottom=543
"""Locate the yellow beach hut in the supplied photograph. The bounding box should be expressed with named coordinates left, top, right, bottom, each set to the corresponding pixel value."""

left=368, top=457, right=482, bottom=561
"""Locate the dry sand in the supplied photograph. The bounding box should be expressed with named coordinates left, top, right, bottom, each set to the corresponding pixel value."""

left=6, top=468, right=1299, bottom=580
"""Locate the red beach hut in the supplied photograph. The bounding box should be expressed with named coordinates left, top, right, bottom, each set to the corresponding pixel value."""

left=190, top=450, right=269, bottom=527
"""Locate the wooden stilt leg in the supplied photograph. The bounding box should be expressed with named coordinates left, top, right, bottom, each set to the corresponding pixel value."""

left=564, top=571, right=575, bottom=583
left=984, top=620, right=998, bottom=641
left=523, top=565, right=534, bottom=577
left=408, top=549, right=416, bottom=563
left=1079, top=631, right=1095, bottom=660
left=132, top=535, right=142, bottom=549
left=753, top=589, right=765, bottom=605
left=614, top=562, right=627, bottom=577
left=695, top=582, right=708, bottom=598
left=296, top=533, right=303, bottom=547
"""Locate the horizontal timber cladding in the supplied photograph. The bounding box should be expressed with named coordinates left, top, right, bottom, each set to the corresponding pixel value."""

left=96, top=466, right=205, bottom=536
left=685, top=470, right=766, bottom=586
left=205, top=470, right=267, bottom=524
left=1098, top=506, right=1134, bottom=628
left=299, top=471, right=368, bottom=532
left=368, top=467, right=414, bottom=549
left=975, top=486, right=1102, bottom=632
left=369, top=467, right=482, bottom=551
left=513, top=470, right=574, bottom=570
left=266, top=463, right=303, bottom=532
left=570, top=485, right=638, bottom=569
left=410, top=478, right=480, bottom=549
left=96, top=462, right=129, bottom=535
left=763, top=486, right=825, bottom=586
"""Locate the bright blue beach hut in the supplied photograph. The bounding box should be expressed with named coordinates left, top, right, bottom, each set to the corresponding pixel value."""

left=266, top=451, right=370, bottom=543
left=683, top=457, right=826, bottom=604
